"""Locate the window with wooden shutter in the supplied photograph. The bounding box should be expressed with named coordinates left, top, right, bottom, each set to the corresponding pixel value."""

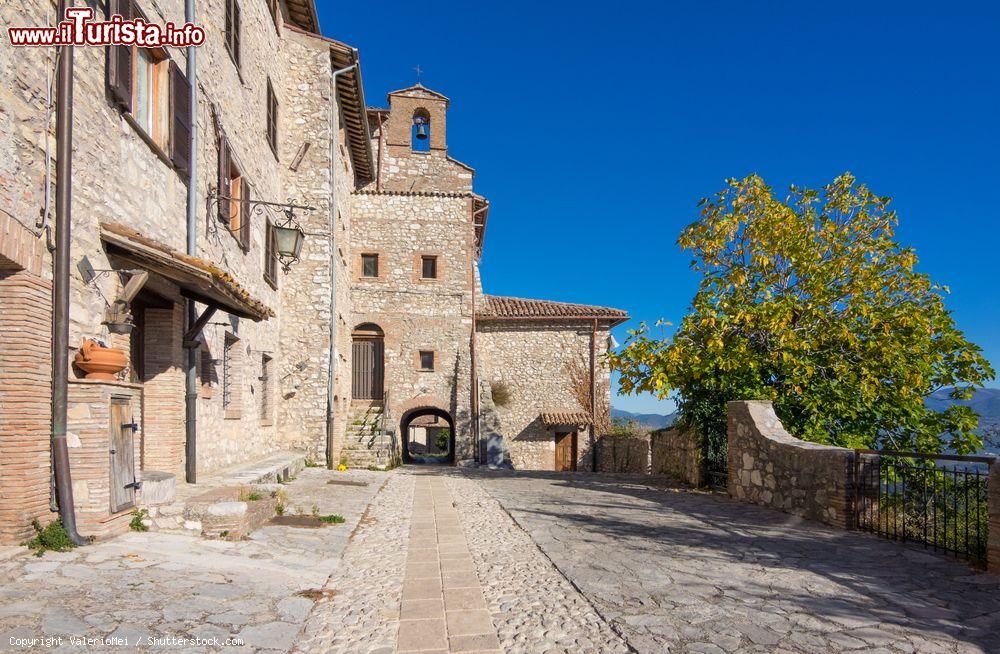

left=225, top=0, right=242, bottom=70
left=239, top=180, right=251, bottom=251
left=217, top=137, right=231, bottom=225
left=260, top=354, right=273, bottom=422
left=266, top=78, right=278, bottom=158
left=264, top=221, right=278, bottom=288
left=106, top=0, right=133, bottom=111
left=168, top=61, right=191, bottom=174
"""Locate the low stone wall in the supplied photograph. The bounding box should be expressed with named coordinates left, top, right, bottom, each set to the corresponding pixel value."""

left=990, top=463, right=1000, bottom=573
left=651, top=427, right=703, bottom=487
left=727, top=400, right=857, bottom=529
left=595, top=435, right=650, bottom=474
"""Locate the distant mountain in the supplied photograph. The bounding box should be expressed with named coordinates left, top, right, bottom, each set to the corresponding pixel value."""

left=925, top=387, right=1000, bottom=425
left=611, top=408, right=677, bottom=430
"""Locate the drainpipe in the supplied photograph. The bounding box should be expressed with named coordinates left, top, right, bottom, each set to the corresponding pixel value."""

left=52, top=0, right=86, bottom=545
left=326, top=56, right=360, bottom=468
left=183, top=0, right=199, bottom=483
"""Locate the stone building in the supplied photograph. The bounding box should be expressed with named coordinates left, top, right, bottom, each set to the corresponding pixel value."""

left=0, top=0, right=626, bottom=544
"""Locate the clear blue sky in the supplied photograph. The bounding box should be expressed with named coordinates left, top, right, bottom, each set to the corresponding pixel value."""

left=317, top=1, right=1000, bottom=414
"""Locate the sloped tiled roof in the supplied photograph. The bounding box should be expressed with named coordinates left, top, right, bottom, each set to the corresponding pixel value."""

left=540, top=412, right=593, bottom=427
left=477, top=295, right=629, bottom=325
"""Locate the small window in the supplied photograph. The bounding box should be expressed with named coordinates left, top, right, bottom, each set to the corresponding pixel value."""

left=264, top=221, right=278, bottom=287
left=361, top=253, right=379, bottom=278
left=225, top=0, right=242, bottom=70
left=260, top=354, right=272, bottom=421
left=218, top=137, right=250, bottom=251
left=132, top=48, right=169, bottom=148
left=223, top=333, right=239, bottom=412
left=420, top=255, right=438, bottom=280
left=418, top=351, right=435, bottom=371
left=266, top=78, right=278, bottom=158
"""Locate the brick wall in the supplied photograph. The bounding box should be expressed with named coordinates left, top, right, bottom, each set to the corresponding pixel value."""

left=0, top=270, right=53, bottom=543
left=67, top=380, right=142, bottom=540
left=651, top=427, right=703, bottom=487
left=595, top=435, right=651, bottom=474
left=142, top=306, right=185, bottom=475
left=727, top=400, right=857, bottom=529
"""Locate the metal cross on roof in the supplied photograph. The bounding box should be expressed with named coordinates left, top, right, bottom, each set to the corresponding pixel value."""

left=413, top=64, right=423, bottom=82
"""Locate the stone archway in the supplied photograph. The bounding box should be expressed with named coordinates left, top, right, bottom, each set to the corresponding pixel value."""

left=400, top=407, right=455, bottom=465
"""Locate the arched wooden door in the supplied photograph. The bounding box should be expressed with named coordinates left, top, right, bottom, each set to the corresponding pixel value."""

left=352, top=324, right=384, bottom=400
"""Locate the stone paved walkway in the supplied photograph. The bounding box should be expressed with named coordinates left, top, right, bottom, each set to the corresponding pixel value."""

left=0, top=468, right=383, bottom=653
left=471, top=470, right=1000, bottom=654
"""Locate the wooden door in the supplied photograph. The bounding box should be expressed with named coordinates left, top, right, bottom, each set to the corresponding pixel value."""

left=109, top=398, right=137, bottom=513
left=352, top=338, right=384, bottom=399
left=554, top=431, right=577, bottom=472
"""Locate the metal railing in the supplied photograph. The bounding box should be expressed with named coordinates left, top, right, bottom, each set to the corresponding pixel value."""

left=854, top=449, right=994, bottom=566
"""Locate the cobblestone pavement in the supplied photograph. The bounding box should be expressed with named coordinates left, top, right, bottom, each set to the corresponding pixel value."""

left=470, top=470, right=1000, bottom=654
left=0, top=468, right=383, bottom=653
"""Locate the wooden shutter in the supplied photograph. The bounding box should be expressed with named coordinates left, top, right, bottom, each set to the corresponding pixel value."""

left=232, top=0, right=242, bottom=68
left=264, top=222, right=277, bottom=285
left=168, top=61, right=192, bottom=175
left=217, top=137, right=230, bottom=224
left=240, top=180, right=251, bottom=250
left=106, top=0, right=133, bottom=111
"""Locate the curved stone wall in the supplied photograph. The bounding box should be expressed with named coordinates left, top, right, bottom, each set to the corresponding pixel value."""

left=726, top=400, right=855, bottom=529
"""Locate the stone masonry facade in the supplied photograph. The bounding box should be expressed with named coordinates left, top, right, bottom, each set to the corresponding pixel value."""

left=0, top=0, right=627, bottom=542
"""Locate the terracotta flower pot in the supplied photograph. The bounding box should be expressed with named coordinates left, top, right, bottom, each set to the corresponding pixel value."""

left=74, top=339, right=128, bottom=381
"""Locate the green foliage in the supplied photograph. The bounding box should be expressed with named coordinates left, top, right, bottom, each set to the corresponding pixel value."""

left=303, top=459, right=321, bottom=468
left=434, top=428, right=451, bottom=452
left=129, top=509, right=149, bottom=532
left=608, top=417, right=646, bottom=437
left=23, top=519, right=76, bottom=556
left=317, top=514, right=346, bottom=524
left=609, top=173, right=994, bottom=454
left=239, top=488, right=263, bottom=501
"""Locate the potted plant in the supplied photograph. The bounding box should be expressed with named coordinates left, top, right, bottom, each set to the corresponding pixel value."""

left=73, top=339, right=127, bottom=381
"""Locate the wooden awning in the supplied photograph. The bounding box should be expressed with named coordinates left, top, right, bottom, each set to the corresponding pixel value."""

left=100, top=222, right=274, bottom=321
left=540, top=412, right=593, bottom=427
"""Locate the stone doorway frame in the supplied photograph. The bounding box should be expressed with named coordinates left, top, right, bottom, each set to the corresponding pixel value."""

left=400, top=407, right=455, bottom=465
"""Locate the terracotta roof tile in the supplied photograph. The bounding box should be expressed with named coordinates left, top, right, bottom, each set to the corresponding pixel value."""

left=477, top=295, right=629, bottom=324
left=540, top=412, right=593, bottom=427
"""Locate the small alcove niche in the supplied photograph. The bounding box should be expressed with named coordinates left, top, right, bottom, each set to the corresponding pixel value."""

left=411, top=108, right=431, bottom=152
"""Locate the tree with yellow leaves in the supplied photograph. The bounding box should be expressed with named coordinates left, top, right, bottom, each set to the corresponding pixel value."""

left=609, top=173, right=993, bottom=454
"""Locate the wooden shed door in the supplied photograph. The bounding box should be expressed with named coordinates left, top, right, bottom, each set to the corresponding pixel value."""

left=554, top=431, right=577, bottom=472
left=109, top=398, right=137, bottom=513
left=352, top=338, right=384, bottom=400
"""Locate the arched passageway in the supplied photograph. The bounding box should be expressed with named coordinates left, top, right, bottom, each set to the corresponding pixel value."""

left=400, top=407, right=455, bottom=464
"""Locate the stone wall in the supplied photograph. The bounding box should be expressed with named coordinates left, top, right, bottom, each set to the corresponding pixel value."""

left=651, top=427, right=703, bottom=487
left=727, top=400, right=857, bottom=529
left=595, top=435, right=651, bottom=474
left=476, top=320, right=613, bottom=471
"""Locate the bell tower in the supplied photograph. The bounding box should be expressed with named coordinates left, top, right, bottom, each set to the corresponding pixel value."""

left=376, top=84, right=474, bottom=193
left=384, top=84, right=450, bottom=153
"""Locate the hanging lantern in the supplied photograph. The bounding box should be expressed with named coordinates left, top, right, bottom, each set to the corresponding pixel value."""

left=274, top=221, right=305, bottom=271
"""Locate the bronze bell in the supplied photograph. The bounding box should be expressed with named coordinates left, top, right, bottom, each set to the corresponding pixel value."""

left=415, top=122, right=428, bottom=140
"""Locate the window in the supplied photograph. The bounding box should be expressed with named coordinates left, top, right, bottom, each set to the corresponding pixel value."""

left=217, top=137, right=251, bottom=251
left=264, top=221, right=278, bottom=287
left=411, top=109, right=431, bottom=152
left=105, top=0, right=191, bottom=173
left=418, top=351, right=435, bottom=372
left=225, top=0, right=242, bottom=70
left=266, top=78, right=278, bottom=158
left=222, top=333, right=239, bottom=413
left=420, top=255, right=438, bottom=280
left=260, top=354, right=272, bottom=422
left=133, top=48, right=168, bottom=147
left=361, top=253, right=379, bottom=278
